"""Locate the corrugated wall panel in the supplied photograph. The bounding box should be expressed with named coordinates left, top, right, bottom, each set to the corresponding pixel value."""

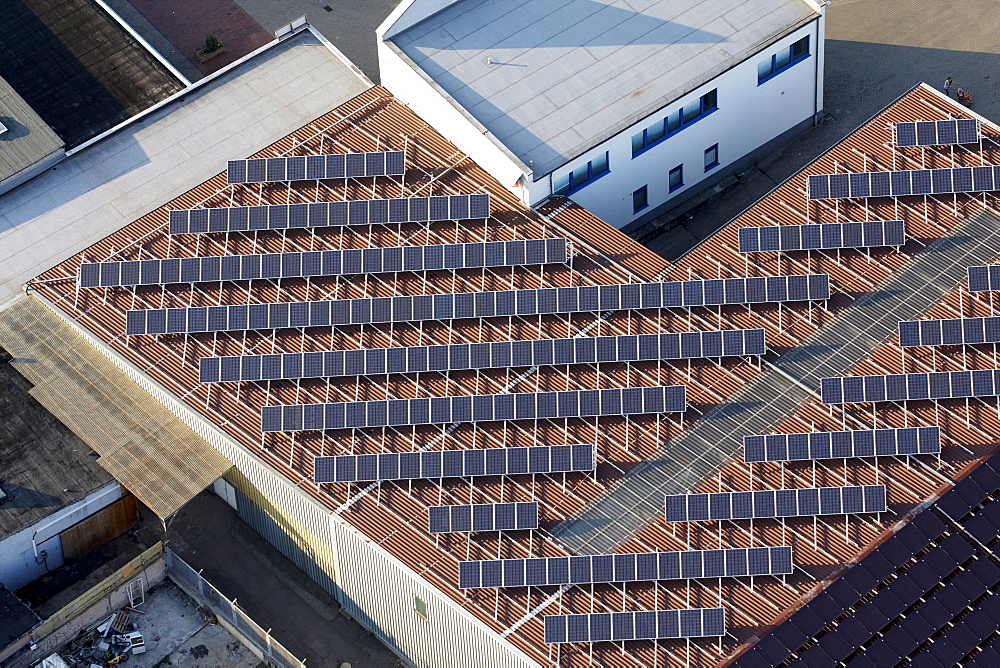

left=328, top=517, right=541, bottom=668
left=225, top=470, right=339, bottom=596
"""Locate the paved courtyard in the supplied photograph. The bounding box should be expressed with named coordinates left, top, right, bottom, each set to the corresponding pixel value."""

left=637, top=0, right=1000, bottom=259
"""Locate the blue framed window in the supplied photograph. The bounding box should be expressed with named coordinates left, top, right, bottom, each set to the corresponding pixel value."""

left=631, top=89, right=718, bottom=157
left=668, top=165, right=683, bottom=192
left=632, top=186, right=648, bottom=214
left=704, top=144, right=719, bottom=171
left=553, top=151, right=609, bottom=195
left=758, top=36, right=810, bottom=84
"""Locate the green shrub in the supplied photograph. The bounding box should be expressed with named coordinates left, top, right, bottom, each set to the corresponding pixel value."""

left=204, top=34, right=221, bottom=53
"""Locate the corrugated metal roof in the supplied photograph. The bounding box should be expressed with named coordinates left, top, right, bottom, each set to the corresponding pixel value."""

left=0, top=296, right=232, bottom=521
left=27, top=83, right=1000, bottom=666
left=0, top=76, right=62, bottom=183
left=389, top=0, right=819, bottom=176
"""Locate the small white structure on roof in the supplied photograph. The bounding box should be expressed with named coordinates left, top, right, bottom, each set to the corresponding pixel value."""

left=378, top=0, right=826, bottom=229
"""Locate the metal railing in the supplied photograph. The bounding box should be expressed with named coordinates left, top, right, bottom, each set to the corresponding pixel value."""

left=165, top=548, right=305, bottom=667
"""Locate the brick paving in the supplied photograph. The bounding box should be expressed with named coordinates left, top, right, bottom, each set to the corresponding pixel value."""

left=128, top=0, right=272, bottom=75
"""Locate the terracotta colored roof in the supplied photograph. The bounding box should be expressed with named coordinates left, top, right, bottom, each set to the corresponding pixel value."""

left=31, top=84, right=1000, bottom=666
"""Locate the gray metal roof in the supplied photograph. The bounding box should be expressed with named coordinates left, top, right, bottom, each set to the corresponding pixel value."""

left=389, top=0, right=819, bottom=178
left=0, top=77, right=63, bottom=184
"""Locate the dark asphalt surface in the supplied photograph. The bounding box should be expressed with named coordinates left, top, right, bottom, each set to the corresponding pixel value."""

left=165, top=491, right=403, bottom=667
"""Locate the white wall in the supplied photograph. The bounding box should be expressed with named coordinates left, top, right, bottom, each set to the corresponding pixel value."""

left=0, top=481, right=122, bottom=590
left=378, top=41, right=530, bottom=204
left=379, top=0, right=465, bottom=39
left=380, top=13, right=823, bottom=229
left=536, top=18, right=823, bottom=227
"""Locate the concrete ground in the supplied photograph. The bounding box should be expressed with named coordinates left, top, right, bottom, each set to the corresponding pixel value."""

left=165, top=491, right=403, bottom=667
left=636, top=0, right=1000, bottom=260
left=0, top=31, right=369, bottom=306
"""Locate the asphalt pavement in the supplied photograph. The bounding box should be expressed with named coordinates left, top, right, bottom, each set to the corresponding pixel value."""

left=166, top=491, right=403, bottom=667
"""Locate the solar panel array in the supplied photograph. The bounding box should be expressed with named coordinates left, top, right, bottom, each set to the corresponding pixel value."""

left=457, top=546, right=793, bottom=589
left=806, top=166, right=1000, bottom=200
left=428, top=502, right=537, bottom=534
left=125, top=275, right=830, bottom=335
left=199, top=329, right=766, bottom=383
left=167, top=194, right=491, bottom=234
left=663, top=485, right=887, bottom=522
left=543, top=608, right=725, bottom=644
left=899, top=316, right=1000, bottom=347
left=968, top=265, right=1000, bottom=292
left=894, top=119, right=979, bottom=147
left=226, top=150, right=405, bottom=184
left=738, top=220, right=905, bottom=253
left=313, top=443, right=594, bottom=483
left=821, top=369, right=1000, bottom=404
left=79, top=239, right=563, bottom=288
left=743, top=427, right=941, bottom=462
left=262, top=385, right=686, bottom=432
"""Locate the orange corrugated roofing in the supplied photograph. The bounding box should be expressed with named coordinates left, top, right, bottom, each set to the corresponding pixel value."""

left=32, top=84, right=1000, bottom=666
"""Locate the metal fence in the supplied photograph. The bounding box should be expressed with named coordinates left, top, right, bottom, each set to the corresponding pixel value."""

left=165, top=548, right=305, bottom=668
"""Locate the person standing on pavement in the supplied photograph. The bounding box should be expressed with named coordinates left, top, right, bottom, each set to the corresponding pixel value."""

left=944, top=77, right=954, bottom=96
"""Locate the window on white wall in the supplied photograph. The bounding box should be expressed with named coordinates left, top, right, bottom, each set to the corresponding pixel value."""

left=552, top=152, right=609, bottom=195
left=704, top=144, right=719, bottom=171
left=631, top=89, right=718, bottom=157
left=758, top=36, right=810, bottom=84
left=668, top=165, right=683, bottom=192
left=632, top=186, right=648, bottom=214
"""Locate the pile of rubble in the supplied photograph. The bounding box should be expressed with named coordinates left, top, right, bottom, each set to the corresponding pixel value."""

left=47, top=610, right=146, bottom=667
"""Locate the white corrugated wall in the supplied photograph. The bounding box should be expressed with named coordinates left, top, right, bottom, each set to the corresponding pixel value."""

left=37, top=294, right=540, bottom=668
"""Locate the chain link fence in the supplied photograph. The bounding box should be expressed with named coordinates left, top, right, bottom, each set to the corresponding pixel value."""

left=165, top=548, right=305, bottom=668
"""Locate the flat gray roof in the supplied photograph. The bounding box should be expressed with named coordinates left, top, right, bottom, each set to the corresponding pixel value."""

left=0, top=78, right=63, bottom=184
left=0, top=30, right=370, bottom=305
left=390, top=0, right=819, bottom=177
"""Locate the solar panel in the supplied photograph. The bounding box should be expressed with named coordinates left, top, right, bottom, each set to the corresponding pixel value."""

left=807, top=166, right=999, bottom=200
left=899, top=316, right=1000, bottom=347
left=743, top=427, right=941, bottom=462
left=968, top=265, right=1000, bottom=292
left=543, top=608, right=725, bottom=644
left=167, top=194, right=491, bottom=234
left=664, top=485, right=887, bottom=522
left=263, top=385, right=686, bottom=432
left=313, top=443, right=594, bottom=483
left=428, top=502, right=537, bottom=534
left=125, top=275, right=829, bottom=335
left=738, top=220, right=905, bottom=253
left=458, top=546, right=793, bottom=589
left=227, top=150, right=405, bottom=184
left=894, top=119, right=979, bottom=147
left=198, top=329, right=766, bottom=383
left=821, top=369, right=1000, bottom=404
left=78, top=239, right=563, bottom=288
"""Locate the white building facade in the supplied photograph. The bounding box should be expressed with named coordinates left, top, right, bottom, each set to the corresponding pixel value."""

left=378, top=0, right=826, bottom=229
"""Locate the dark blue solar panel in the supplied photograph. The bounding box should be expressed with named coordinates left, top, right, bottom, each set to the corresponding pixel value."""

left=167, top=194, right=490, bottom=235
left=738, top=221, right=903, bottom=253
left=808, top=166, right=989, bottom=200
left=665, top=486, right=884, bottom=521
left=128, top=276, right=827, bottom=334
left=460, top=547, right=791, bottom=589
left=744, top=427, right=940, bottom=462
left=823, top=370, right=1000, bottom=403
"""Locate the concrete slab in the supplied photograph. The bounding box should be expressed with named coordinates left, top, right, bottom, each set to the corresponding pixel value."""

left=164, top=623, right=260, bottom=667
left=0, top=30, right=369, bottom=306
